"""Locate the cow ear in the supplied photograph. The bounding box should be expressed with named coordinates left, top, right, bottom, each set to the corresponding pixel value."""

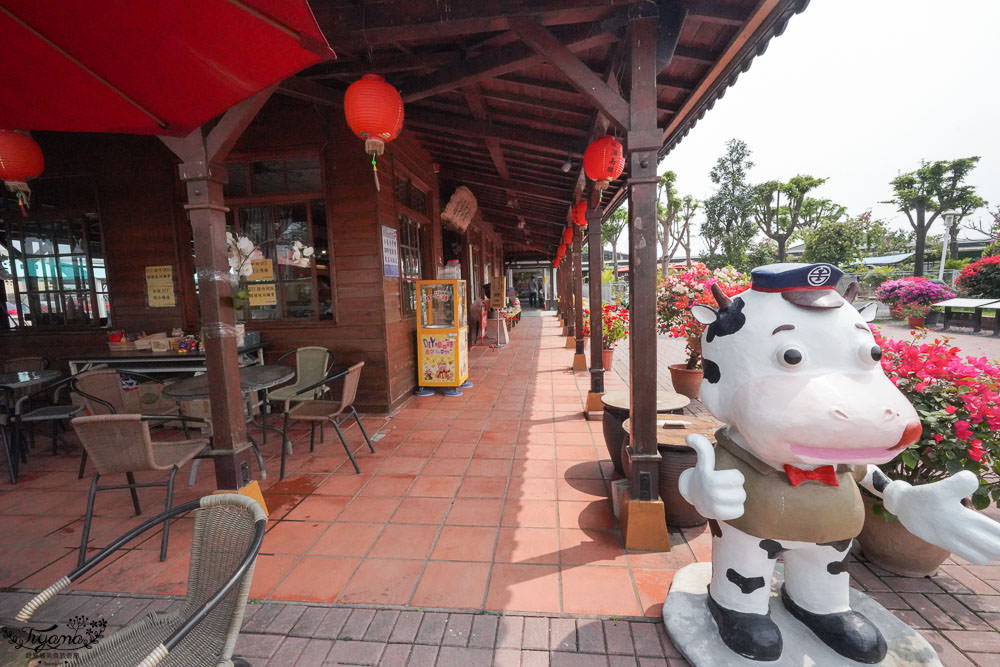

left=857, top=302, right=878, bottom=323
left=691, top=304, right=718, bottom=325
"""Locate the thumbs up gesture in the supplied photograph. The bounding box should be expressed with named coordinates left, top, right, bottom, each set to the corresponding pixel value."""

left=884, top=470, right=1000, bottom=565
left=678, top=434, right=746, bottom=521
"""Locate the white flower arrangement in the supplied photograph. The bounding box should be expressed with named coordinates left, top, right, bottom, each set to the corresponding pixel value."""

left=225, top=232, right=315, bottom=279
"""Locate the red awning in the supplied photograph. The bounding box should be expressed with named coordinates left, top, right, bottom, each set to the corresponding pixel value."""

left=0, top=0, right=334, bottom=136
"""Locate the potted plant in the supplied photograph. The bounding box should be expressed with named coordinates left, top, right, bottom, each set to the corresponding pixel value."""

left=876, top=276, right=955, bottom=328
left=857, top=327, right=1000, bottom=575
left=583, top=304, right=630, bottom=368
left=657, top=264, right=749, bottom=398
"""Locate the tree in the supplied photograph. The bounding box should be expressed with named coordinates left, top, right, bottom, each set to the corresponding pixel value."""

left=801, top=217, right=866, bottom=267
left=702, top=139, right=756, bottom=270
left=601, top=206, right=628, bottom=278
left=799, top=198, right=847, bottom=228
left=885, top=157, right=985, bottom=276
left=674, top=196, right=699, bottom=266
left=855, top=212, right=914, bottom=256
left=656, top=171, right=682, bottom=266
left=749, top=175, right=827, bottom=261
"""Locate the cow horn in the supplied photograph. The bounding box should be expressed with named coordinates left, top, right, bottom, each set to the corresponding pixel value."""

left=711, top=282, right=732, bottom=309
left=844, top=281, right=860, bottom=303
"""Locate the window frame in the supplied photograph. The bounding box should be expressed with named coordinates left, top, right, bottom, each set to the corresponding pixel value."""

left=1, top=174, right=109, bottom=331
left=393, top=170, right=430, bottom=318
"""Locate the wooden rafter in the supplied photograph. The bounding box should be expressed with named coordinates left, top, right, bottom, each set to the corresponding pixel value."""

left=406, top=109, right=582, bottom=154
left=683, top=2, right=751, bottom=27
left=509, top=17, right=630, bottom=131
left=402, top=22, right=620, bottom=103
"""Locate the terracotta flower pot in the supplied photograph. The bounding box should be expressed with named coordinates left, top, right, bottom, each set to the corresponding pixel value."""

left=668, top=363, right=703, bottom=400
left=602, top=348, right=614, bottom=370
left=907, top=315, right=926, bottom=328
left=856, top=496, right=949, bottom=577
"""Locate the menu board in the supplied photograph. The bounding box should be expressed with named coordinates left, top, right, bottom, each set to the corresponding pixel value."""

left=145, top=265, right=176, bottom=308
left=490, top=275, right=506, bottom=308
left=248, top=283, right=277, bottom=306
left=249, top=258, right=274, bottom=281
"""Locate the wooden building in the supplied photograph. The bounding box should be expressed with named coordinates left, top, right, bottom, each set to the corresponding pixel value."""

left=0, top=0, right=807, bottom=537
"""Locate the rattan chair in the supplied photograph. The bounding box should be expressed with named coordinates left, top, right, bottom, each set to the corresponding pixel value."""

left=10, top=375, right=84, bottom=480
left=16, top=493, right=266, bottom=667
left=262, top=346, right=332, bottom=445
left=71, top=413, right=210, bottom=568
left=72, top=368, right=188, bottom=478
left=279, top=361, right=374, bottom=479
left=2, top=356, right=48, bottom=373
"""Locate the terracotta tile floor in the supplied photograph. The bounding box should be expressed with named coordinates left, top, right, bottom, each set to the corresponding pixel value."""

left=0, top=310, right=701, bottom=618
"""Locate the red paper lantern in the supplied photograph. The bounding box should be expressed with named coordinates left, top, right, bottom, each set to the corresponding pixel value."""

left=553, top=257, right=561, bottom=267
left=556, top=244, right=566, bottom=259
left=0, top=130, right=44, bottom=215
left=344, top=74, right=404, bottom=154
left=571, top=200, right=588, bottom=227
left=563, top=226, right=574, bottom=245
left=583, top=135, right=624, bottom=191
left=344, top=74, right=404, bottom=191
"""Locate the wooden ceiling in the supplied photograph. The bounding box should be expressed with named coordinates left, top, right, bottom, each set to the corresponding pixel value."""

left=292, top=0, right=807, bottom=260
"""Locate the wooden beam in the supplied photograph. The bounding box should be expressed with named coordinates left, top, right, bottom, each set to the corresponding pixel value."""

left=402, top=23, right=619, bottom=103
left=683, top=2, right=751, bottom=27
left=478, top=205, right=566, bottom=228
left=478, top=89, right=592, bottom=121
left=205, top=86, right=276, bottom=162
left=315, top=2, right=633, bottom=46
left=406, top=109, right=580, bottom=154
left=277, top=77, right=342, bottom=107
left=673, top=45, right=715, bottom=66
left=445, top=168, right=573, bottom=203
left=656, top=75, right=695, bottom=94
left=307, top=51, right=462, bottom=78
left=509, top=17, right=630, bottom=131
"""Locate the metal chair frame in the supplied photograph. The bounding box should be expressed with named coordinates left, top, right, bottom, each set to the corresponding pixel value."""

left=72, top=413, right=210, bottom=568
left=279, top=362, right=374, bottom=479
left=16, top=494, right=266, bottom=667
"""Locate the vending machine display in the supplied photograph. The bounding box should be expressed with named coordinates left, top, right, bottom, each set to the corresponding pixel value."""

left=416, top=280, right=469, bottom=389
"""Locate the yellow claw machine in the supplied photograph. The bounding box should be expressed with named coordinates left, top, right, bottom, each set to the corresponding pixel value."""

left=415, top=279, right=470, bottom=396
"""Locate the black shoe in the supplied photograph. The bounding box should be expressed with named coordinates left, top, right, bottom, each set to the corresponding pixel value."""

left=706, top=587, right=783, bottom=661
left=781, top=585, right=887, bottom=664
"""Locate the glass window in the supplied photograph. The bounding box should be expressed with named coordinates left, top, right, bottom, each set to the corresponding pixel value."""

left=398, top=214, right=422, bottom=315
left=250, top=157, right=322, bottom=195
left=228, top=201, right=329, bottom=321
left=0, top=176, right=108, bottom=329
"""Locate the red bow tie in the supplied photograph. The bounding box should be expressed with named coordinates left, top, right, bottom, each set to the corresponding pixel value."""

left=784, top=464, right=839, bottom=487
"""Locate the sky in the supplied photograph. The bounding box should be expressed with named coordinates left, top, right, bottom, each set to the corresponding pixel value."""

left=658, top=0, right=1000, bottom=250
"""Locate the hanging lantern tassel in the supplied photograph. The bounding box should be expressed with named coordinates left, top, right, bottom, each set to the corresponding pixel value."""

left=5, top=180, right=31, bottom=216
left=365, top=136, right=385, bottom=191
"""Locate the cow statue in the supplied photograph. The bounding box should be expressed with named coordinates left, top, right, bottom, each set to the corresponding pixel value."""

left=677, top=263, right=1000, bottom=663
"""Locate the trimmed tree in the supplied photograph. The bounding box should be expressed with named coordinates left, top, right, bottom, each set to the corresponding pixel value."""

left=885, top=157, right=984, bottom=276
left=601, top=206, right=628, bottom=277
left=702, top=138, right=756, bottom=270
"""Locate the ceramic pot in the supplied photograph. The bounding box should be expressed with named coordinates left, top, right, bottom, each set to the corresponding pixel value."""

left=907, top=315, right=926, bottom=328
left=602, top=348, right=614, bottom=370
left=658, top=445, right=706, bottom=528
left=602, top=403, right=629, bottom=475
left=668, top=363, right=703, bottom=400
left=856, top=496, right=949, bottom=577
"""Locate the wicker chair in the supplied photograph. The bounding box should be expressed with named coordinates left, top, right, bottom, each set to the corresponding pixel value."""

left=72, top=368, right=188, bottom=478
left=279, top=361, right=374, bottom=479
left=9, top=375, right=84, bottom=479
left=16, top=493, right=266, bottom=667
left=71, top=414, right=210, bottom=568
left=262, top=346, right=332, bottom=444
left=2, top=356, right=47, bottom=373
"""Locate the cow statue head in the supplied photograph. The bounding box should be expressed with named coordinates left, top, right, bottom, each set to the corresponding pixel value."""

left=691, top=263, right=921, bottom=467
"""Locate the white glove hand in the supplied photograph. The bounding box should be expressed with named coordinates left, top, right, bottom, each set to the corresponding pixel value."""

left=883, top=470, right=1000, bottom=565
left=678, top=434, right=746, bottom=521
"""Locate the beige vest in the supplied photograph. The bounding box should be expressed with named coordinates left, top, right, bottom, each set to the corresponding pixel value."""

left=715, top=427, right=866, bottom=543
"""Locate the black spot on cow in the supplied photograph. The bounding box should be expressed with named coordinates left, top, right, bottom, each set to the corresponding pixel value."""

left=872, top=469, right=890, bottom=493
left=759, top=539, right=785, bottom=559
left=727, top=568, right=766, bottom=595
left=818, top=539, right=852, bottom=552
left=827, top=559, right=848, bottom=576
left=703, top=358, right=721, bottom=384
left=706, top=296, right=746, bottom=342
left=708, top=519, right=723, bottom=538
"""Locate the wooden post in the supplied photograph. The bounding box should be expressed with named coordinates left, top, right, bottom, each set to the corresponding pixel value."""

left=159, top=88, right=273, bottom=490
left=572, top=226, right=587, bottom=364
left=565, top=246, right=576, bottom=343
left=585, top=199, right=605, bottom=413
left=621, top=10, right=671, bottom=550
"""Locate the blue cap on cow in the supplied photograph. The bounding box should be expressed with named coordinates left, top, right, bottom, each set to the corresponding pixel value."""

left=751, top=263, right=845, bottom=308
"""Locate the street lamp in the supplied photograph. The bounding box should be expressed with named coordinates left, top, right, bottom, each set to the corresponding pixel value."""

left=938, top=209, right=960, bottom=282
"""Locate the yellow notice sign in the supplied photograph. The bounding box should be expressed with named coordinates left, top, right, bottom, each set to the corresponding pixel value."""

left=250, top=258, right=274, bottom=281
left=145, top=265, right=175, bottom=308
left=248, top=283, right=277, bottom=306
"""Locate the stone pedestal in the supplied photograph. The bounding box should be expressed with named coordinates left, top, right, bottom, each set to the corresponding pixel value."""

left=619, top=494, right=671, bottom=551
left=572, top=353, right=588, bottom=371
left=663, top=563, right=941, bottom=666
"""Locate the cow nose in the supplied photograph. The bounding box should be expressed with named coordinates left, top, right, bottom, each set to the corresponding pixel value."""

left=882, top=408, right=899, bottom=421
left=831, top=408, right=850, bottom=421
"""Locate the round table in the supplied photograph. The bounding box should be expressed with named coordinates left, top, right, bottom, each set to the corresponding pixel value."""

left=601, top=390, right=689, bottom=474
left=622, top=415, right=718, bottom=528
left=162, top=365, right=294, bottom=400
left=0, top=369, right=63, bottom=394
